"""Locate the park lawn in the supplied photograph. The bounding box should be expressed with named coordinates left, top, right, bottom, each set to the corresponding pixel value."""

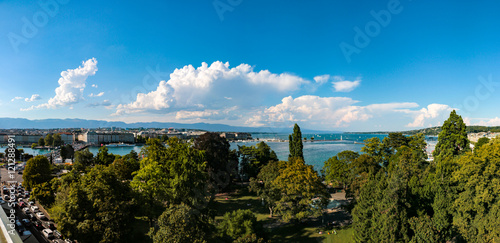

left=213, top=187, right=328, bottom=243
left=323, top=227, right=354, bottom=243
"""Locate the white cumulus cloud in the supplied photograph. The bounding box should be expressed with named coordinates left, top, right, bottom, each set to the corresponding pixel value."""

left=25, top=94, right=41, bottom=102
left=246, top=95, right=419, bottom=128
left=23, top=58, right=98, bottom=111
left=406, top=104, right=455, bottom=127
left=89, top=92, right=104, bottom=97
left=11, top=97, right=23, bottom=102
left=114, top=61, right=309, bottom=115
left=332, top=76, right=361, bottom=92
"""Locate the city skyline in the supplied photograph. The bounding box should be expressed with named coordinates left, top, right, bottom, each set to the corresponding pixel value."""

left=1, top=1, right=500, bottom=131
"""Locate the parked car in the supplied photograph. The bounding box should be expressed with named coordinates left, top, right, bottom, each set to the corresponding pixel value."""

left=44, top=222, right=56, bottom=230
left=33, top=220, right=43, bottom=230
left=31, top=205, right=39, bottom=212
left=28, top=201, right=35, bottom=206
left=42, top=229, right=54, bottom=239
left=21, top=218, right=31, bottom=227
left=20, top=230, right=32, bottom=236
left=37, top=212, right=47, bottom=220
left=26, top=213, right=35, bottom=221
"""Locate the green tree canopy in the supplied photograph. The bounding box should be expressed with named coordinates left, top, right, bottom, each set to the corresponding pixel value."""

left=239, top=141, right=278, bottom=180
left=274, top=158, right=329, bottom=222
left=95, top=146, right=115, bottom=166
left=433, top=110, right=471, bottom=161
left=288, top=123, right=304, bottom=160
left=60, top=144, right=74, bottom=161
left=150, top=203, right=213, bottom=243
left=217, top=209, right=264, bottom=242
left=474, top=137, right=490, bottom=150
left=53, top=133, right=63, bottom=147
left=131, top=138, right=209, bottom=223
left=38, top=137, right=45, bottom=147
left=23, top=155, right=52, bottom=190
left=73, top=148, right=94, bottom=171
left=51, top=165, right=136, bottom=243
left=45, top=134, right=54, bottom=147
left=452, top=138, right=500, bottom=242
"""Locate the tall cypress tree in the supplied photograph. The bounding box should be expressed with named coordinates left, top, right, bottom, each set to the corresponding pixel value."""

left=432, top=110, right=470, bottom=161
left=288, top=124, right=304, bottom=160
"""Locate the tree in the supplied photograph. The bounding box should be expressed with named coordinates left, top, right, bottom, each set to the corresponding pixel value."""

left=111, top=153, right=140, bottom=181
left=452, top=138, right=500, bottom=242
left=95, top=146, right=115, bottom=166
left=51, top=165, right=136, bottom=243
left=131, top=138, right=209, bottom=224
left=31, top=143, right=38, bottom=149
left=60, top=144, right=74, bottom=161
left=193, top=132, right=233, bottom=190
left=31, top=177, right=59, bottom=207
left=274, top=158, right=329, bottom=222
left=288, top=123, right=304, bottom=160
left=474, top=137, right=490, bottom=150
left=73, top=148, right=94, bottom=171
left=150, top=203, right=213, bottom=243
left=433, top=110, right=470, bottom=161
left=23, top=155, right=52, bottom=190
left=45, top=134, right=54, bottom=147
left=38, top=137, right=45, bottom=147
left=53, top=133, right=63, bottom=147
left=323, top=150, right=359, bottom=190
left=249, top=160, right=286, bottom=217
left=217, top=209, right=264, bottom=242
left=239, top=142, right=278, bottom=180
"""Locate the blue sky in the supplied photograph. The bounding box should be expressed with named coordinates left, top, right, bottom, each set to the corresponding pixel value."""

left=1, top=0, right=500, bottom=131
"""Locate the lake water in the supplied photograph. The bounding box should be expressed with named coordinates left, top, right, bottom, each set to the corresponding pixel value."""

left=2, top=133, right=402, bottom=172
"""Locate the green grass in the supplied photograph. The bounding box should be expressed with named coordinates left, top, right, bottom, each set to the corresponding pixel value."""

left=323, top=227, right=354, bottom=243
left=213, top=186, right=330, bottom=243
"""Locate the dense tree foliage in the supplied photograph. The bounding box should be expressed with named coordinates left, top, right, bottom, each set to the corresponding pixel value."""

left=60, top=144, right=74, bottom=161
left=193, top=132, right=235, bottom=190
left=452, top=138, right=500, bottom=242
left=73, top=148, right=94, bottom=171
left=45, top=134, right=54, bottom=147
left=38, top=137, right=45, bottom=146
left=51, top=165, right=136, bottom=243
left=53, top=133, right=63, bottom=146
left=217, top=209, right=265, bottom=242
left=111, top=150, right=140, bottom=180
left=251, top=158, right=328, bottom=222
left=433, top=110, right=470, bottom=161
left=150, top=203, right=213, bottom=243
left=239, top=141, right=278, bottom=180
left=322, top=150, right=359, bottom=190
left=474, top=137, right=490, bottom=150
left=288, top=123, right=304, bottom=160
left=131, top=138, right=209, bottom=223
left=23, top=155, right=52, bottom=190
left=95, top=146, right=115, bottom=166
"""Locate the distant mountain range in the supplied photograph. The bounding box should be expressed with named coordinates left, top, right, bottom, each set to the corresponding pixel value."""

left=0, top=118, right=334, bottom=134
